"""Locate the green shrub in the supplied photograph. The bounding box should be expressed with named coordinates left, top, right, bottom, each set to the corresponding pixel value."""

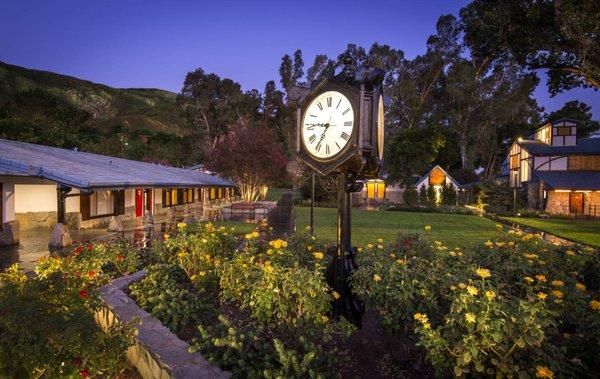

left=128, top=264, right=216, bottom=332
left=0, top=264, right=134, bottom=377
left=404, top=187, right=418, bottom=206
left=418, top=186, right=429, bottom=205
left=440, top=182, right=457, bottom=205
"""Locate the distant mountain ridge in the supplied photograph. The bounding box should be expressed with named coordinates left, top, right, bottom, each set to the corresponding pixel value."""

left=0, top=61, right=201, bottom=165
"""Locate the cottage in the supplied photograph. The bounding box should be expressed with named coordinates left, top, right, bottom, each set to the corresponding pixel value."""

left=0, top=139, right=237, bottom=246
left=506, top=118, right=600, bottom=215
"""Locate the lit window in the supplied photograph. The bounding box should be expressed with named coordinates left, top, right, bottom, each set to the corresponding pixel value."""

left=90, top=190, right=115, bottom=217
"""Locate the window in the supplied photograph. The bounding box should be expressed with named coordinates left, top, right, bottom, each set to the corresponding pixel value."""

left=510, top=154, right=519, bottom=170
left=209, top=188, right=217, bottom=200
left=556, top=126, right=572, bottom=136
left=90, top=190, right=115, bottom=217
left=162, top=188, right=195, bottom=207
left=428, top=168, right=446, bottom=186
left=217, top=188, right=224, bottom=199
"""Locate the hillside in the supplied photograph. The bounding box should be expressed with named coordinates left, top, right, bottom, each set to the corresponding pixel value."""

left=0, top=61, right=201, bottom=165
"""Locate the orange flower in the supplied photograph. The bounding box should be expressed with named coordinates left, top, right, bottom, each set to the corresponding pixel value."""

left=87, top=270, right=97, bottom=279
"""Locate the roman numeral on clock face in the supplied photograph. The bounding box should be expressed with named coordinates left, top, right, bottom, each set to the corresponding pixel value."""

left=308, top=134, right=316, bottom=143
left=341, top=131, right=350, bottom=141
left=317, top=102, right=323, bottom=111
left=344, top=121, right=353, bottom=126
left=342, top=108, right=350, bottom=115
left=325, top=144, right=330, bottom=154
left=315, top=141, right=322, bottom=152
left=327, top=97, right=332, bottom=107
left=306, top=125, right=314, bottom=130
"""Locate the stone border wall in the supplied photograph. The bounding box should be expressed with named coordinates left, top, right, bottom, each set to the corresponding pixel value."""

left=96, top=271, right=229, bottom=379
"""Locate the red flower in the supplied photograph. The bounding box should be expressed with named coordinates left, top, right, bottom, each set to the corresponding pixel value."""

left=72, top=357, right=82, bottom=366
left=87, top=270, right=97, bottom=279
left=80, top=368, right=90, bottom=377
left=87, top=244, right=93, bottom=251
left=403, top=239, right=413, bottom=248
left=78, top=290, right=89, bottom=299
left=74, top=246, right=84, bottom=256
left=116, top=255, right=125, bottom=262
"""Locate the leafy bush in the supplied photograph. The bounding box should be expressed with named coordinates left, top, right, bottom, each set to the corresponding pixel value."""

left=351, top=230, right=600, bottom=378
left=129, top=263, right=216, bottom=332
left=418, top=186, right=429, bottom=206
left=0, top=263, right=135, bottom=378
left=404, top=187, right=418, bottom=206
left=440, top=182, right=457, bottom=205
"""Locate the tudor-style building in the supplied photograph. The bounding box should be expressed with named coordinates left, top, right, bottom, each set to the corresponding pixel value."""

left=0, top=139, right=238, bottom=246
left=506, top=118, right=600, bottom=215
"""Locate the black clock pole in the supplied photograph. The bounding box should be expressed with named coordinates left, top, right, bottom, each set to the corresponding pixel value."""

left=330, top=170, right=363, bottom=327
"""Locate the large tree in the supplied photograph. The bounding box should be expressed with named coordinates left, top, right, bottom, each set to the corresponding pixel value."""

left=206, top=123, right=288, bottom=203
left=461, top=0, right=600, bottom=95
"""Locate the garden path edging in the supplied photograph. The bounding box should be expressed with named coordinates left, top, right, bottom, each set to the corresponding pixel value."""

left=96, top=270, right=229, bottom=379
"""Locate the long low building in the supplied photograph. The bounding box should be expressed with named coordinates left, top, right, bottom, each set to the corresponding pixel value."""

left=0, top=139, right=237, bottom=246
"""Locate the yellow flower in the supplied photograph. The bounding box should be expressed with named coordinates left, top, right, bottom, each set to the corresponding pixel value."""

left=321, top=315, right=329, bottom=323
left=551, top=280, right=564, bottom=287
left=523, top=253, right=538, bottom=260
left=366, top=243, right=374, bottom=249
left=496, top=242, right=505, bottom=247
left=396, top=258, right=407, bottom=265
left=565, top=249, right=576, bottom=256
left=163, top=233, right=170, bottom=240
left=177, top=252, right=187, bottom=259
left=177, top=222, right=187, bottom=229
left=524, top=276, right=534, bottom=283
left=590, top=300, right=600, bottom=311
left=485, top=290, right=496, bottom=300
left=535, top=365, right=554, bottom=378
left=252, top=231, right=260, bottom=238
left=475, top=268, right=491, bottom=279
left=377, top=238, right=384, bottom=243
left=389, top=253, right=396, bottom=258
left=552, top=290, right=563, bottom=299
left=535, top=275, right=547, bottom=282
left=269, top=239, right=288, bottom=249
left=198, top=271, right=206, bottom=277
left=508, top=241, right=515, bottom=247
left=537, top=292, right=547, bottom=300
left=377, top=245, right=384, bottom=249
left=458, top=283, right=466, bottom=289
left=263, top=264, right=274, bottom=274
left=266, top=249, right=274, bottom=255
left=575, top=283, right=586, bottom=292
left=496, top=223, right=503, bottom=230
left=523, top=233, right=535, bottom=241
left=484, top=240, right=494, bottom=248
left=465, top=313, right=476, bottom=323
left=373, top=274, right=382, bottom=282
left=332, top=291, right=340, bottom=300
left=424, top=225, right=431, bottom=232
left=466, top=286, right=478, bottom=296
left=414, top=313, right=428, bottom=323
left=313, top=251, right=324, bottom=260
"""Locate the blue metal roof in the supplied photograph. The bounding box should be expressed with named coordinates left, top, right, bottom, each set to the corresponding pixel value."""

left=0, top=138, right=235, bottom=189
left=518, top=138, right=600, bottom=155
left=534, top=171, right=600, bottom=191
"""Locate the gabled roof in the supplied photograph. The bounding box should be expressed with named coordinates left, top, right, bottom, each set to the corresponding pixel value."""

left=0, top=139, right=235, bottom=189
left=517, top=138, right=600, bottom=155
left=415, top=165, right=461, bottom=188
left=534, top=171, right=600, bottom=191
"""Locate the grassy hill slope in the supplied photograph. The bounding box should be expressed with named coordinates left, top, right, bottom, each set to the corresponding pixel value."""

left=0, top=61, right=201, bottom=165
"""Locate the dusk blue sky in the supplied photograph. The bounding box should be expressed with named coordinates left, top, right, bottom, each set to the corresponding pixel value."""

left=1, top=0, right=598, bottom=117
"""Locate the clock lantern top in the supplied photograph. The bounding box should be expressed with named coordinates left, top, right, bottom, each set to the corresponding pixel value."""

left=296, top=59, right=385, bottom=177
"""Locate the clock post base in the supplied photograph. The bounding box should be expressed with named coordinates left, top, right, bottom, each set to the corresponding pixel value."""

left=326, top=171, right=364, bottom=328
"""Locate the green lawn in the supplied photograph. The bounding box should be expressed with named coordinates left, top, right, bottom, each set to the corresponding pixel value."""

left=501, top=217, right=600, bottom=247
left=295, top=207, right=500, bottom=248
left=203, top=220, right=257, bottom=234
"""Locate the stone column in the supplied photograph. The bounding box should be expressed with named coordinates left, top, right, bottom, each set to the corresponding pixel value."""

left=1, top=180, right=19, bottom=246
left=49, top=186, right=72, bottom=248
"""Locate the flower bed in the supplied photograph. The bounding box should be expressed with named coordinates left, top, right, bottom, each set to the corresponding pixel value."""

left=128, top=222, right=600, bottom=378
left=0, top=241, right=143, bottom=377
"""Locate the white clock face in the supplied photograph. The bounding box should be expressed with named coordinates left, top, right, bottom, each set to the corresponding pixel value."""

left=302, top=90, right=354, bottom=160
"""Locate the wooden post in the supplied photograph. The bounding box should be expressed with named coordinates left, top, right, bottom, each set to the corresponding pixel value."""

left=57, top=186, right=71, bottom=224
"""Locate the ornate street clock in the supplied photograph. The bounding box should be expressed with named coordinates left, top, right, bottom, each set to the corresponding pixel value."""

left=295, top=59, right=385, bottom=327
left=296, top=60, right=385, bottom=178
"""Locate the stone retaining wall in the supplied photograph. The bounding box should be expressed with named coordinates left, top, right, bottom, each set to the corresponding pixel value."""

left=97, top=271, right=229, bottom=379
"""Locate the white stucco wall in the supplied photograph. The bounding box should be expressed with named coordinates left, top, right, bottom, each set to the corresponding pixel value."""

left=15, top=184, right=57, bottom=212
left=125, top=189, right=135, bottom=208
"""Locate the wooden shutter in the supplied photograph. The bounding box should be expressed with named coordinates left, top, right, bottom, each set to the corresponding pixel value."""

left=114, top=190, right=125, bottom=215
left=80, top=194, right=91, bottom=221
